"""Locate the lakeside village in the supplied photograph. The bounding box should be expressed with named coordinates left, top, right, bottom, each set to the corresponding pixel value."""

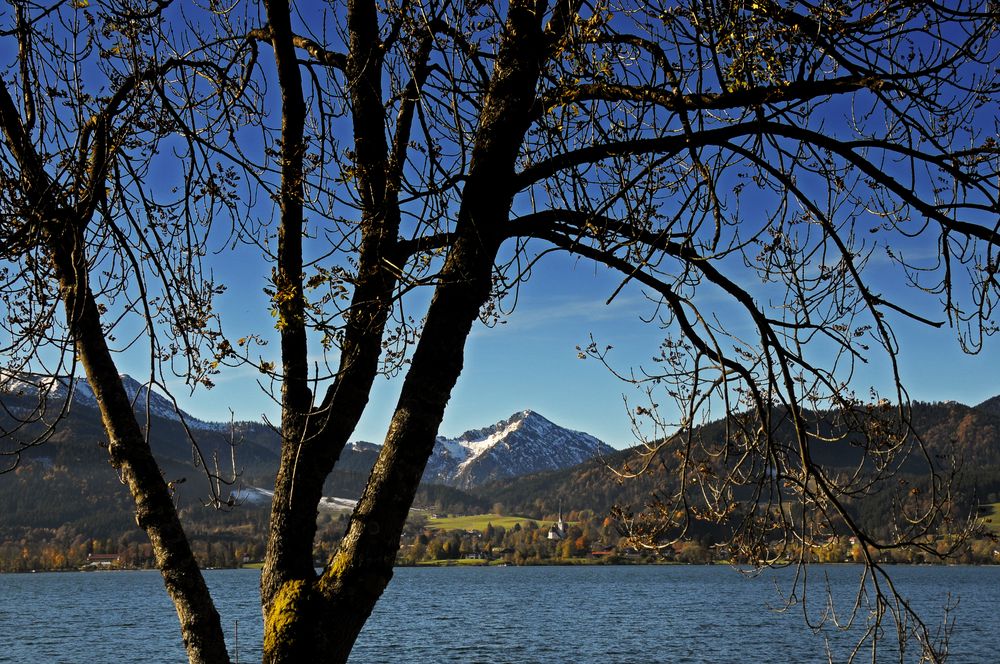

left=3, top=505, right=999, bottom=573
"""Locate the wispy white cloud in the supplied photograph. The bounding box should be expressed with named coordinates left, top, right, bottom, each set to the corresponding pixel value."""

left=472, top=291, right=655, bottom=338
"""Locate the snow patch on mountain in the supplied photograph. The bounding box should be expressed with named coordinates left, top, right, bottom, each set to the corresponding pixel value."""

left=346, top=441, right=380, bottom=454
left=239, top=486, right=273, bottom=505
left=241, top=486, right=357, bottom=512
left=318, top=496, right=358, bottom=512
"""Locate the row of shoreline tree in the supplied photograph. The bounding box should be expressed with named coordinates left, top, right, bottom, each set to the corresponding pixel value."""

left=4, top=507, right=998, bottom=572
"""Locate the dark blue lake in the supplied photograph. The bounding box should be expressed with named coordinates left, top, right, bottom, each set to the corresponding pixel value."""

left=0, top=565, right=996, bottom=662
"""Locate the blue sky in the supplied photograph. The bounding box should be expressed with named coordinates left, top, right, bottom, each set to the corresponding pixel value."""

left=131, top=135, right=1000, bottom=450
left=134, top=142, right=1000, bottom=451
left=138, top=239, right=1000, bottom=450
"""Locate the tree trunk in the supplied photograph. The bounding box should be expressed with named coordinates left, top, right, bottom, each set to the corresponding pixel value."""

left=260, top=1, right=550, bottom=660
left=0, top=47, right=230, bottom=664
left=261, top=212, right=504, bottom=661
left=259, top=0, right=404, bottom=625
left=258, top=0, right=320, bottom=613
left=49, top=226, right=230, bottom=663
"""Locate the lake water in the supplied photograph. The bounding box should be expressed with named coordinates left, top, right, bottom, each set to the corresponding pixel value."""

left=0, top=565, right=996, bottom=662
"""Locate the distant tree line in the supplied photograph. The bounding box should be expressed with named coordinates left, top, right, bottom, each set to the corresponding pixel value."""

left=0, top=527, right=264, bottom=573
left=3, top=502, right=997, bottom=572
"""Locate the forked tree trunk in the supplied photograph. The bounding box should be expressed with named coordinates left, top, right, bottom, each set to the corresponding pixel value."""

left=258, top=0, right=404, bottom=631
left=260, top=0, right=550, bottom=660
left=261, top=217, right=504, bottom=662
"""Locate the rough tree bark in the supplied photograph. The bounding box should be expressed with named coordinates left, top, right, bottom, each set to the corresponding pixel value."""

left=48, top=225, right=231, bottom=663
left=258, top=0, right=406, bottom=635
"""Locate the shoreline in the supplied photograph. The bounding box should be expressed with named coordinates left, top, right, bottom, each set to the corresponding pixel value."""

left=4, top=559, right=997, bottom=574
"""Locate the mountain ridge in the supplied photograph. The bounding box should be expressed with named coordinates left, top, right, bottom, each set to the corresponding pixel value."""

left=424, top=409, right=615, bottom=488
left=3, top=375, right=1000, bottom=571
left=0, top=371, right=228, bottom=432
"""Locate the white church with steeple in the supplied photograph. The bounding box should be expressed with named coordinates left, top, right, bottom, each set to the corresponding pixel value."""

left=546, top=503, right=568, bottom=541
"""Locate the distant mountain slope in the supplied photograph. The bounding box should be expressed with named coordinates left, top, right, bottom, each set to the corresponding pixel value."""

left=910, top=400, right=1000, bottom=468
left=424, top=410, right=615, bottom=489
left=0, top=380, right=605, bottom=543
left=1, top=374, right=617, bottom=495
left=475, top=400, right=1000, bottom=520
left=975, top=394, right=1000, bottom=418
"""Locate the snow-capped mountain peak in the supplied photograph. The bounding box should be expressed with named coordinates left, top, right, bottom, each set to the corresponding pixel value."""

left=424, top=410, right=613, bottom=488
left=0, top=371, right=223, bottom=431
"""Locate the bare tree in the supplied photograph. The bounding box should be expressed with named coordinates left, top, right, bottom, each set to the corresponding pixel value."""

left=0, top=0, right=256, bottom=658
left=1, top=0, right=997, bottom=662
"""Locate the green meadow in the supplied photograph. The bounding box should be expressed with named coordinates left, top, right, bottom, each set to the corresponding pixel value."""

left=425, top=514, right=543, bottom=531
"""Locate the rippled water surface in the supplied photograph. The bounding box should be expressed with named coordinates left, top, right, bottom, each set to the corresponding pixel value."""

left=0, top=565, right=996, bottom=662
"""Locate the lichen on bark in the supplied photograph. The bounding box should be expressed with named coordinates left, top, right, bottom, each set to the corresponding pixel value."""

left=263, top=579, right=311, bottom=655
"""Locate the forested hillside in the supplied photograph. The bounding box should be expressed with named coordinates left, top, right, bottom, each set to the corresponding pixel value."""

left=2, top=394, right=999, bottom=571
left=473, top=400, right=1000, bottom=537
